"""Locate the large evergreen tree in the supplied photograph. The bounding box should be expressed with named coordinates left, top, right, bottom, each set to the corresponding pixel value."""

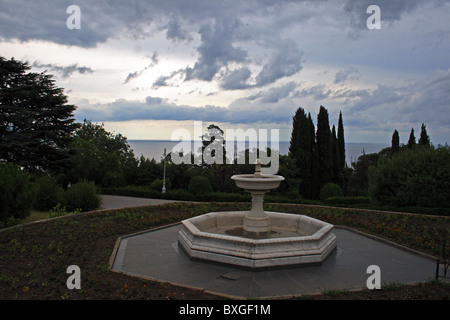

left=337, top=111, right=345, bottom=170
left=331, top=125, right=339, bottom=184
left=309, top=112, right=319, bottom=199
left=407, top=128, right=416, bottom=149
left=418, top=123, right=430, bottom=147
left=288, top=107, right=314, bottom=198
left=316, top=105, right=333, bottom=189
left=288, top=108, right=302, bottom=157
left=391, top=130, right=400, bottom=156
left=0, top=57, right=79, bottom=171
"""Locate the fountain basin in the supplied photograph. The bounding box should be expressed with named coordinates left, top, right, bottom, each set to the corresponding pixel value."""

left=178, top=211, right=337, bottom=269
left=231, top=174, right=284, bottom=191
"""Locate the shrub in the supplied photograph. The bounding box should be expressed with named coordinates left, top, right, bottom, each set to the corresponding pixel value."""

left=150, top=178, right=171, bottom=192
left=320, top=183, right=343, bottom=201
left=34, top=175, right=65, bottom=211
left=64, top=180, right=101, bottom=212
left=0, top=162, right=36, bottom=223
left=368, top=146, right=450, bottom=208
left=188, top=176, right=212, bottom=195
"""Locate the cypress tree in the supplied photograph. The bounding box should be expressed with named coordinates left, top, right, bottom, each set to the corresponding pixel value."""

left=289, top=107, right=313, bottom=198
left=316, top=106, right=333, bottom=189
left=309, top=113, right=319, bottom=199
left=391, top=130, right=400, bottom=156
left=337, top=111, right=345, bottom=170
left=407, top=128, right=416, bottom=149
left=288, top=108, right=302, bottom=157
left=418, top=123, right=430, bottom=147
left=331, top=125, right=340, bottom=184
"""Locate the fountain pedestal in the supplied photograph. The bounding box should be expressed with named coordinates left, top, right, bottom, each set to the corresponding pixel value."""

left=243, top=190, right=270, bottom=237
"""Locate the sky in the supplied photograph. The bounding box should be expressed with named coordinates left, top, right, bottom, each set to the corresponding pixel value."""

left=1, top=0, right=449, bottom=144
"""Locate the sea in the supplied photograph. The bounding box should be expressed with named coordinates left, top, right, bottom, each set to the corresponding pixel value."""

left=128, top=140, right=388, bottom=167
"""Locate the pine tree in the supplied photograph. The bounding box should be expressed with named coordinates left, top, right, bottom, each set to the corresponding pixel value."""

left=391, top=130, right=400, bottom=156
left=407, top=128, right=416, bottom=149
left=316, top=106, right=333, bottom=189
left=418, top=123, right=430, bottom=147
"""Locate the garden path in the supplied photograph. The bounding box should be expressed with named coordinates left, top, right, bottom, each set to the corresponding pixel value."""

left=100, top=195, right=182, bottom=210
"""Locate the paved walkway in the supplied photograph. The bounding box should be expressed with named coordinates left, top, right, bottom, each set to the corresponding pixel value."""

left=110, top=224, right=440, bottom=299
left=100, top=195, right=182, bottom=210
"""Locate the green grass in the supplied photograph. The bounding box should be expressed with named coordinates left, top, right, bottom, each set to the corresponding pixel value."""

left=23, top=210, right=51, bottom=223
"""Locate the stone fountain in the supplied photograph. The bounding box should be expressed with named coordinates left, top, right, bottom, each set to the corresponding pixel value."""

left=178, top=159, right=337, bottom=269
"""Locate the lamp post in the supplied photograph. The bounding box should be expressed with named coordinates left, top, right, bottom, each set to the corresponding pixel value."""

left=162, top=148, right=167, bottom=193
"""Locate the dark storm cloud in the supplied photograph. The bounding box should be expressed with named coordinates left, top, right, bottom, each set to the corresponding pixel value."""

left=32, top=61, right=94, bottom=78
left=164, top=15, right=193, bottom=42
left=219, top=67, right=253, bottom=90
left=0, top=0, right=151, bottom=47
left=254, top=40, right=304, bottom=87
left=184, top=17, right=248, bottom=82
left=1, top=0, right=311, bottom=89
left=1, top=0, right=441, bottom=48
left=249, top=82, right=299, bottom=103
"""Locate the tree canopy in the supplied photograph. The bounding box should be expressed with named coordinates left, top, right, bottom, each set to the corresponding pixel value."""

left=66, top=120, right=138, bottom=187
left=369, top=145, right=450, bottom=208
left=0, top=57, right=79, bottom=171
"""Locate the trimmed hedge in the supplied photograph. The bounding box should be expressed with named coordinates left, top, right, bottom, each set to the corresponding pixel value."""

left=324, top=196, right=370, bottom=206
left=101, top=184, right=325, bottom=205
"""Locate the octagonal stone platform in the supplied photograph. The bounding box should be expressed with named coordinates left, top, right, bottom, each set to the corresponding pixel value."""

left=178, top=211, right=337, bottom=269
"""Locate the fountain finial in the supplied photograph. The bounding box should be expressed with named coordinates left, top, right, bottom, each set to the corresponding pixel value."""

left=254, top=158, right=262, bottom=178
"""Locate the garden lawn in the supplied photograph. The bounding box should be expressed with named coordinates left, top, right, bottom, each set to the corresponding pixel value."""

left=0, top=202, right=449, bottom=300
